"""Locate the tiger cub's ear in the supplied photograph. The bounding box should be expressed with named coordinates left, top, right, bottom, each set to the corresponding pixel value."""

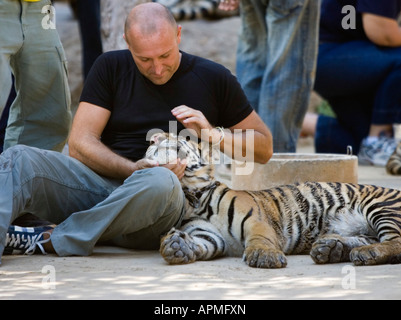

left=199, top=141, right=221, bottom=165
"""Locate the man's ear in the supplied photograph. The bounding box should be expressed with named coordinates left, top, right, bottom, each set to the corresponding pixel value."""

left=176, top=25, right=182, bottom=45
left=123, top=33, right=129, bottom=47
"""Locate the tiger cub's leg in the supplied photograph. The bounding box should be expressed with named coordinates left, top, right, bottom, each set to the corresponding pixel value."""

left=243, top=234, right=287, bottom=268
left=242, top=216, right=287, bottom=268
left=160, top=219, right=226, bottom=265
left=310, top=234, right=377, bottom=264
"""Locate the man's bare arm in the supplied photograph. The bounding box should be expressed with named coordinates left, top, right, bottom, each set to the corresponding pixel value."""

left=225, top=111, right=273, bottom=164
left=362, top=13, right=401, bottom=47
left=69, top=102, right=155, bottom=179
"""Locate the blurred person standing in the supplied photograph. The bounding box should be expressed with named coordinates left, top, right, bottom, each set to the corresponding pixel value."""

left=0, top=0, right=71, bottom=153
left=0, top=76, right=14, bottom=154
left=73, top=0, right=103, bottom=79
left=304, top=0, right=401, bottom=166
left=220, top=0, right=320, bottom=152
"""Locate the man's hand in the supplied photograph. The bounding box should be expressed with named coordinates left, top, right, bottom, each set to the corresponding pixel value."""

left=136, top=158, right=187, bottom=180
left=171, top=105, right=222, bottom=144
left=172, top=105, right=213, bottom=137
left=162, top=158, right=187, bottom=180
left=134, top=158, right=160, bottom=170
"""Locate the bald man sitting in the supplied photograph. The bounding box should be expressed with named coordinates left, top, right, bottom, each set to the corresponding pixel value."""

left=0, top=3, right=272, bottom=261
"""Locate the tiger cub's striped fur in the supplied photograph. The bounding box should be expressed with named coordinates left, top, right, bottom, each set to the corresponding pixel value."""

left=146, top=133, right=401, bottom=268
left=386, top=141, right=401, bottom=175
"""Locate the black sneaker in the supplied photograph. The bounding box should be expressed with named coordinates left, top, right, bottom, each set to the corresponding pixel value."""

left=4, top=225, right=53, bottom=255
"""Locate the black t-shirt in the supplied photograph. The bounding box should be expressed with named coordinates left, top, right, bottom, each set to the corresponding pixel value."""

left=320, top=0, right=401, bottom=42
left=80, top=50, right=253, bottom=162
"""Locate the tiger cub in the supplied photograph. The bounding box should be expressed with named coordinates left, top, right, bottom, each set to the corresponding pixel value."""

left=386, top=142, right=401, bottom=175
left=145, top=132, right=401, bottom=268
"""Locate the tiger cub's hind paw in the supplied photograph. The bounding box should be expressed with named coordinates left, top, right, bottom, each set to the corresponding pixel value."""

left=350, top=242, right=401, bottom=266
left=160, top=229, right=202, bottom=265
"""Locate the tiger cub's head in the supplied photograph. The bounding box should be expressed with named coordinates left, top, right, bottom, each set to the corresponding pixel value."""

left=145, top=132, right=217, bottom=190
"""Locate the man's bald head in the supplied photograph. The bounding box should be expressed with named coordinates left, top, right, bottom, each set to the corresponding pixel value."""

left=124, top=3, right=177, bottom=44
left=123, top=3, right=182, bottom=85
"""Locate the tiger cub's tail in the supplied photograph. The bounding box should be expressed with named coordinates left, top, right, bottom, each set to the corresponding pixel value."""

left=386, top=142, right=401, bottom=175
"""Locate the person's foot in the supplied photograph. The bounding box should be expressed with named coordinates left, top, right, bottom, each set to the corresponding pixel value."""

left=12, top=213, right=55, bottom=228
left=4, top=225, right=53, bottom=255
left=358, top=136, right=397, bottom=166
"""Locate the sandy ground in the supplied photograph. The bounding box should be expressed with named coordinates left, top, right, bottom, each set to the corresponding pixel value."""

left=1, top=2, right=401, bottom=301
left=3, top=161, right=401, bottom=301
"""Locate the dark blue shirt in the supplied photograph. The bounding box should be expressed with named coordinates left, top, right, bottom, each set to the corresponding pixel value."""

left=320, top=0, right=401, bottom=42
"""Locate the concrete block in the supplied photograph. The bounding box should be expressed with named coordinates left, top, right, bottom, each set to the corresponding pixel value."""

left=231, top=153, right=358, bottom=191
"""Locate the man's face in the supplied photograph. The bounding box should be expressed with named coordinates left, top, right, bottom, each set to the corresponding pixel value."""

left=126, top=25, right=182, bottom=85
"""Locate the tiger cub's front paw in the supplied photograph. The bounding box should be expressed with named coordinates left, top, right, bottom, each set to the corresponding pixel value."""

left=160, top=229, right=202, bottom=265
left=243, top=246, right=287, bottom=268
